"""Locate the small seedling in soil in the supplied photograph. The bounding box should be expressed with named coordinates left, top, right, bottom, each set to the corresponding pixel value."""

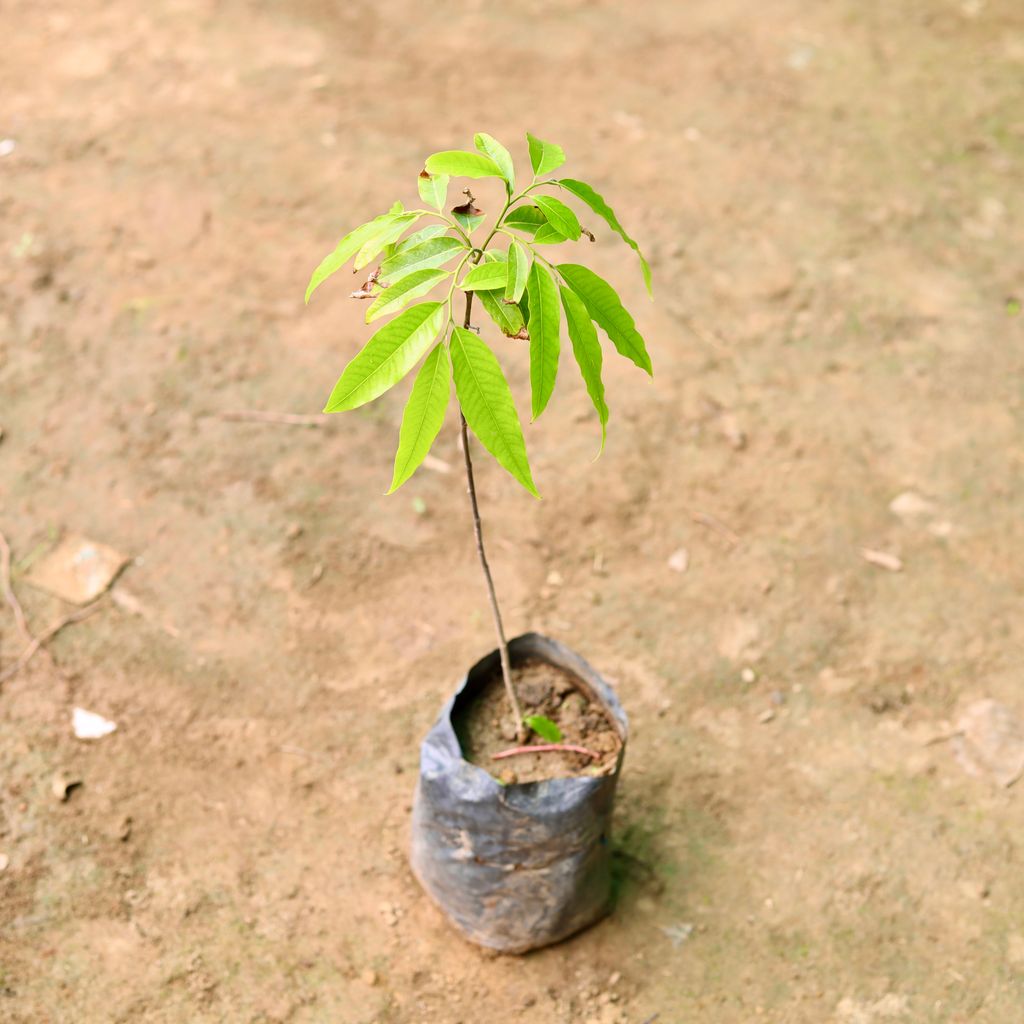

left=307, top=132, right=652, bottom=763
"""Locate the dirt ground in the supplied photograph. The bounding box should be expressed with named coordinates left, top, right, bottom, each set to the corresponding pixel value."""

left=2, top=0, right=1023, bottom=1020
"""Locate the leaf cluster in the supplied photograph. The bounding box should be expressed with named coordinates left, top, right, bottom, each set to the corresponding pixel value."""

left=306, top=132, right=653, bottom=496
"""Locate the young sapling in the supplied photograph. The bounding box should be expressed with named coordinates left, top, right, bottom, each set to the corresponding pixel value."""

left=306, top=132, right=652, bottom=751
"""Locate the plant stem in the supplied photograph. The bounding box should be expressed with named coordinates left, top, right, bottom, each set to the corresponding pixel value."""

left=458, top=288, right=526, bottom=743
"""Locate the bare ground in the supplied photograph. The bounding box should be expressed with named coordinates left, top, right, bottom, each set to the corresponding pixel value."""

left=2, top=0, right=1024, bottom=1021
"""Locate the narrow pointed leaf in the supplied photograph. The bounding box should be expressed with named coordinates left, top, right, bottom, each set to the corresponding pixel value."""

left=505, top=239, right=530, bottom=302
left=366, top=268, right=450, bottom=323
left=450, top=327, right=539, bottom=497
left=558, top=264, right=652, bottom=374
left=379, top=236, right=466, bottom=285
left=473, top=133, right=515, bottom=191
left=424, top=150, right=503, bottom=179
left=504, top=205, right=547, bottom=234
left=395, top=224, right=448, bottom=252
left=417, top=172, right=449, bottom=211
left=388, top=343, right=451, bottom=493
left=526, top=261, right=560, bottom=419
left=560, top=284, right=608, bottom=452
left=533, top=195, right=581, bottom=240
left=526, top=132, right=566, bottom=177
left=459, top=262, right=508, bottom=291
left=479, top=290, right=526, bottom=337
left=353, top=213, right=420, bottom=270
left=306, top=213, right=400, bottom=303
left=324, top=302, right=445, bottom=412
left=482, top=248, right=507, bottom=263
left=524, top=714, right=563, bottom=742
left=558, top=178, right=652, bottom=295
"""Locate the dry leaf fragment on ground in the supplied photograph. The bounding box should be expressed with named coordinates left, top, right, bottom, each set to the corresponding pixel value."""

left=888, top=491, right=936, bottom=520
left=52, top=770, right=82, bottom=802
left=73, top=706, right=117, bottom=740
left=667, top=548, right=689, bottom=573
left=860, top=548, right=903, bottom=572
left=25, top=534, right=128, bottom=604
left=953, top=699, right=1024, bottom=788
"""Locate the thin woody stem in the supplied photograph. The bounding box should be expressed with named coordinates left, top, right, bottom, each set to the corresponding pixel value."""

left=458, top=286, right=526, bottom=743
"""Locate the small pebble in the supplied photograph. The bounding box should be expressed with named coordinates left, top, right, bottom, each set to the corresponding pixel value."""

left=361, top=969, right=378, bottom=987
left=741, top=667, right=757, bottom=684
left=758, top=708, right=776, bottom=724
left=498, top=768, right=518, bottom=786
left=0, top=853, right=9, bottom=872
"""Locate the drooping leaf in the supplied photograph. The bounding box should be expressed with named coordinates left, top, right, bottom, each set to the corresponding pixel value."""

left=526, top=132, right=566, bottom=177
left=353, top=213, right=420, bottom=270
left=560, top=284, right=608, bottom=452
left=388, top=343, right=451, bottom=493
left=324, top=302, right=445, bottom=412
left=533, top=223, right=568, bottom=245
left=473, top=133, right=515, bottom=191
left=452, top=197, right=485, bottom=234
left=450, top=326, right=539, bottom=497
left=503, top=205, right=547, bottom=234
left=417, top=171, right=449, bottom=211
left=533, top=195, right=581, bottom=240
left=505, top=238, right=530, bottom=303
left=524, top=714, right=563, bottom=743
left=558, top=178, right=652, bottom=295
left=479, top=289, right=526, bottom=337
left=526, top=261, right=560, bottom=419
left=366, top=268, right=450, bottom=323
left=424, top=150, right=504, bottom=179
left=459, top=262, right=508, bottom=291
left=306, top=212, right=404, bottom=303
left=380, top=236, right=466, bottom=285
left=557, top=263, right=652, bottom=375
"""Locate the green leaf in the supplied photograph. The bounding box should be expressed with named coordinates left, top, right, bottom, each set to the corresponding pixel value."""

left=395, top=224, right=449, bottom=252
left=558, top=178, right=652, bottom=295
left=473, top=133, right=515, bottom=191
left=503, top=205, right=547, bottom=234
left=453, top=207, right=486, bottom=234
left=482, top=248, right=508, bottom=263
left=306, top=213, right=403, bottom=303
left=450, top=327, right=539, bottom=497
left=387, top=343, right=451, bottom=493
left=479, top=289, right=526, bottom=337
left=526, top=262, right=560, bottom=419
left=366, top=268, right=450, bottom=323
left=533, top=223, right=568, bottom=245
left=417, top=171, right=449, bottom=211
left=526, top=132, right=566, bottom=177
left=459, top=262, right=507, bottom=291
left=524, top=714, right=563, bottom=743
left=324, top=302, right=445, bottom=412
left=505, top=239, right=530, bottom=303
left=379, top=236, right=466, bottom=285
left=424, top=150, right=503, bottom=179
left=560, top=284, right=608, bottom=452
left=533, top=196, right=581, bottom=240
left=557, top=263, right=652, bottom=375
left=353, top=213, right=420, bottom=270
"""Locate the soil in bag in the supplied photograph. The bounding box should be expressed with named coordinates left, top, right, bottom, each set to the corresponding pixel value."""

left=454, top=657, right=622, bottom=784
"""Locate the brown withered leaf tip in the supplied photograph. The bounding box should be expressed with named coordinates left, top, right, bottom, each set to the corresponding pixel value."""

left=452, top=201, right=482, bottom=217
left=350, top=267, right=380, bottom=299
left=419, top=169, right=431, bottom=179
left=510, top=327, right=530, bottom=341
left=582, top=227, right=596, bottom=242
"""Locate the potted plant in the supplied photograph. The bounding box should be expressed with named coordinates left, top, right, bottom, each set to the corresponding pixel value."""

left=306, top=132, right=652, bottom=952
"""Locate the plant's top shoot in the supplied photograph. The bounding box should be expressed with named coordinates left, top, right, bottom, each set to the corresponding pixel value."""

left=306, top=132, right=653, bottom=497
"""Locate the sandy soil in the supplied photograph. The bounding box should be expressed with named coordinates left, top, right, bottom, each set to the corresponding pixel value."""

left=2, top=0, right=1023, bottom=1021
